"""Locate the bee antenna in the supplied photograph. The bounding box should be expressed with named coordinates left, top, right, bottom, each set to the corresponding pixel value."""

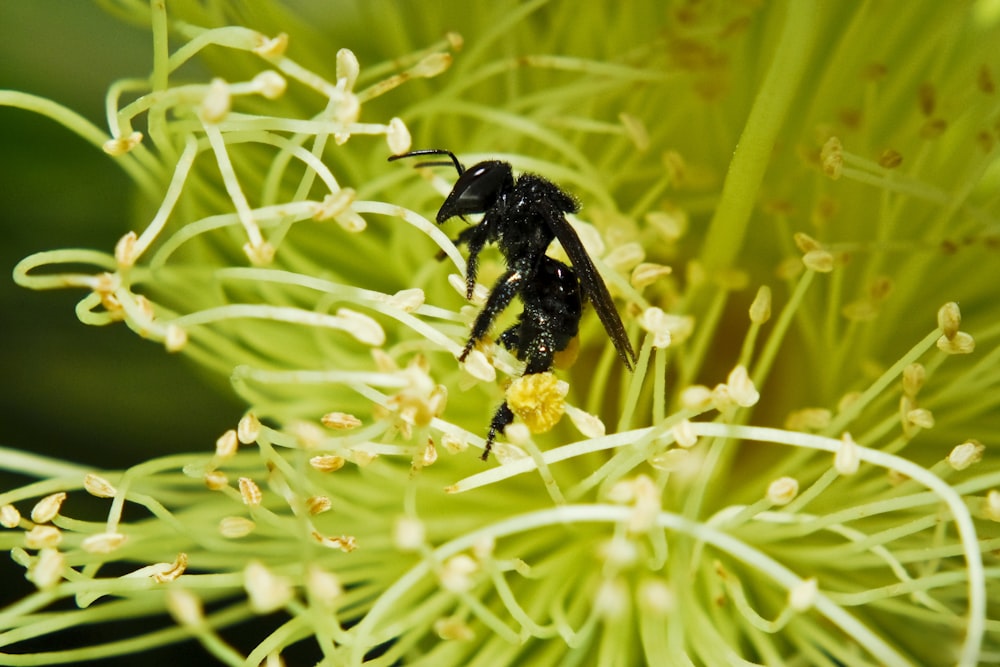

left=388, top=149, right=465, bottom=176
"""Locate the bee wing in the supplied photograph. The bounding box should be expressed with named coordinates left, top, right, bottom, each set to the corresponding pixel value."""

left=543, top=206, right=637, bottom=370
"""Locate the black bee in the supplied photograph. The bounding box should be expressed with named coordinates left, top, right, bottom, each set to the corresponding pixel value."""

left=389, top=149, right=636, bottom=459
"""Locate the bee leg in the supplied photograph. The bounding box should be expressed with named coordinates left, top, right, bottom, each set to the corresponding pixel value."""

left=482, top=402, right=514, bottom=461
left=459, top=269, right=523, bottom=362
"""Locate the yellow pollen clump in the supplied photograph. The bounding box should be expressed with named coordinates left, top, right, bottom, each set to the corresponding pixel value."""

left=506, top=373, right=568, bottom=434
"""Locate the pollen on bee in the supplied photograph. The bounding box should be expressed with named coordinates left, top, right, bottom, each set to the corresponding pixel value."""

left=506, top=373, right=568, bottom=434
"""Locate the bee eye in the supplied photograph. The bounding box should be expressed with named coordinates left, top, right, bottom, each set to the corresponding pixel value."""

left=436, top=161, right=512, bottom=222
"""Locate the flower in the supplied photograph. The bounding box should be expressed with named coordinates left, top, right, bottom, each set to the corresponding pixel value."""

left=3, top=1, right=1000, bottom=665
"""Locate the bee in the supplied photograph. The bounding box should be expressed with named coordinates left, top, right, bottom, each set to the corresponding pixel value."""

left=390, top=149, right=636, bottom=459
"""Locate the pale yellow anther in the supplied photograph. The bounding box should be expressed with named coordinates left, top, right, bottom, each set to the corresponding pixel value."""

left=902, top=363, right=926, bottom=397
left=28, top=548, right=64, bottom=590
left=569, top=221, right=606, bottom=257
left=793, top=232, right=822, bottom=253
left=215, top=429, right=239, bottom=459
left=566, top=405, right=606, bottom=438
left=594, top=578, right=629, bottom=619
left=204, top=470, right=228, bottom=490
left=672, top=420, right=698, bottom=448
left=906, top=408, right=935, bottom=430
left=412, top=52, right=452, bottom=78
left=680, top=384, right=713, bottom=411
left=333, top=308, right=383, bottom=346
left=252, top=32, right=288, bottom=58
left=306, top=496, right=332, bottom=515
left=306, top=565, right=344, bottom=609
left=599, top=537, right=638, bottom=569
left=25, top=525, right=62, bottom=550
left=164, top=324, right=188, bottom=352
left=606, top=478, right=636, bottom=504
left=199, top=78, right=231, bottom=124
left=289, top=420, right=325, bottom=449
left=310, top=454, right=346, bottom=473
left=115, top=231, right=138, bottom=267
left=244, top=561, right=292, bottom=613
left=767, top=477, right=799, bottom=505
left=620, top=112, right=650, bottom=151
left=503, top=422, right=532, bottom=447
left=626, top=475, right=661, bottom=533
left=948, top=440, right=985, bottom=471
left=335, top=209, right=367, bottom=232
left=461, top=349, right=496, bottom=382
left=749, top=285, right=772, bottom=324
left=134, top=294, right=155, bottom=321
left=638, top=307, right=673, bottom=348
left=81, top=532, right=126, bottom=554
left=937, top=302, right=961, bottom=339
left=253, top=71, right=286, bottom=99
left=335, top=92, right=361, bottom=127
left=776, top=256, right=804, bottom=280
left=789, top=578, right=818, bottom=611
left=506, top=373, right=567, bottom=434
left=646, top=208, right=688, bottom=242
left=820, top=136, right=843, bottom=179
left=239, top=477, right=263, bottom=506
left=0, top=504, right=21, bottom=529
left=492, top=441, right=528, bottom=464
left=603, top=242, right=644, bottom=272
left=416, top=439, right=439, bottom=468
left=784, top=408, right=832, bottom=431
left=876, top=148, right=902, bottom=169
left=30, top=493, right=66, bottom=524
left=237, top=413, right=261, bottom=444
left=441, top=433, right=468, bottom=454
left=472, top=535, right=495, bottom=561
left=243, top=240, right=276, bottom=266
left=710, top=383, right=735, bottom=412
left=630, top=262, right=673, bottom=289
left=802, top=249, right=835, bottom=273
left=446, top=32, right=464, bottom=50
left=835, top=433, right=860, bottom=475
left=386, top=117, right=412, bottom=155
left=887, top=468, right=909, bottom=486
left=388, top=288, right=425, bottom=312
left=349, top=449, right=378, bottom=467
left=434, top=616, right=475, bottom=641
left=102, top=131, right=143, bottom=156
left=321, top=412, right=362, bottom=430
left=166, top=589, right=203, bottom=627
left=151, top=553, right=188, bottom=583
left=727, top=365, right=760, bottom=407
left=936, top=331, right=975, bottom=354
left=648, top=448, right=690, bottom=472
left=336, top=48, right=360, bottom=90
left=440, top=554, right=479, bottom=593
left=393, top=516, right=426, bottom=552
left=312, top=532, right=356, bottom=552
left=983, top=490, right=1000, bottom=522
left=314, top=188, right=357, bottom=221
left=219, top=516, right=256, bottom=538
left=662, top=150, right=687, bottom=184
left=638, top=579, right=675, bottom=614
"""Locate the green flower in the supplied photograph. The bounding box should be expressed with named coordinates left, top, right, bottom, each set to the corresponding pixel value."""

left=3, top=1, right=1000, bottom=665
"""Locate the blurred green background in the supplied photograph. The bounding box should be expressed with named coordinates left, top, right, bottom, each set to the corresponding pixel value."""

left=0, top=4, right=247, bottom=663
left=0, top=3, right=245, bottom=474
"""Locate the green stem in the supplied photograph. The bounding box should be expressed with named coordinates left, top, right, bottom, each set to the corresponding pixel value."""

left=699, top=1, right=819, bottom=271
